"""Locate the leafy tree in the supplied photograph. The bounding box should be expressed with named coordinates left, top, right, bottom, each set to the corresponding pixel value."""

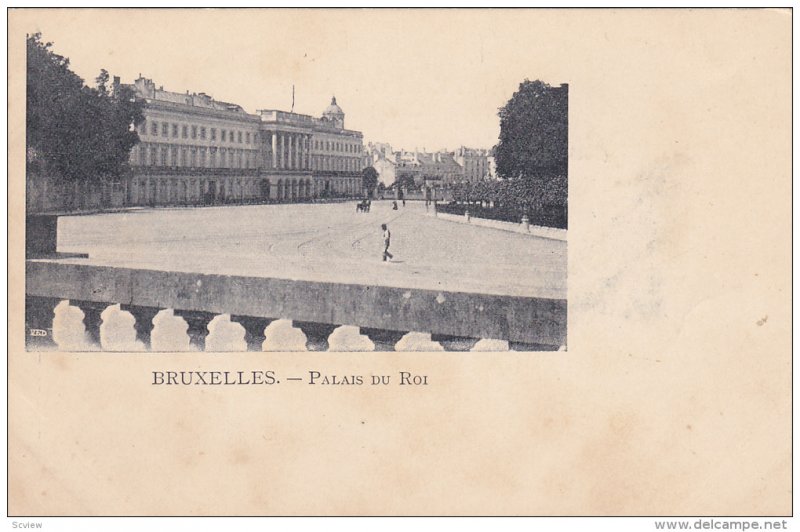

left=491, top=79, right=568, bottom=222
left=26, top=33, right=144, bottom=184
left=395, top=174, right=415, bottom=192
left=494, top=79, right=567, bottom=179
left=362, top=166, right=378, bottom=197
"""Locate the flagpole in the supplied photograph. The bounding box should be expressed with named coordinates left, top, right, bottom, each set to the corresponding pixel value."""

left=291, top=84, right=295, bottom=113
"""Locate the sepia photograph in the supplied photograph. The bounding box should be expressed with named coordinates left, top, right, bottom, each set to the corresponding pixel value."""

left=23, top=11, right=568, bottom=353
left=8, top=7, right=791, bottom=521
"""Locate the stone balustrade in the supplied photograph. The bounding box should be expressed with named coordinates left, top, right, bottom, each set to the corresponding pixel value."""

left=25, top=261, right=567, bottom=352
left=24, top=297, right=558, bottom=352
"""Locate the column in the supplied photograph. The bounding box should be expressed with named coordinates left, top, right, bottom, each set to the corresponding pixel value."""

left=305, top=135, right=311, bottom=170
left=293, top=134, right=299, bottom=170
left=280, top=133, right=285, bottom=169
left=297, top=135, right=304, bottom=170
left=299, top=136, right=305, bottom=170
left=287, top=134, right=294, bottom=170
left=271, top=132, right=277, bottom=169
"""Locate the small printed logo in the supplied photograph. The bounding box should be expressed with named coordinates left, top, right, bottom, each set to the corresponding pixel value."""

left=29, top=329, right=48, bottom=337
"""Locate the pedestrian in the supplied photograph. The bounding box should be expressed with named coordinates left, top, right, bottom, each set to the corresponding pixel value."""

left=381, top=223, right=393, bottom=262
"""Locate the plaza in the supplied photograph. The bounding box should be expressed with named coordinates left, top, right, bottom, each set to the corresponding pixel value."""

left=54, top=201, right=567, bottom=300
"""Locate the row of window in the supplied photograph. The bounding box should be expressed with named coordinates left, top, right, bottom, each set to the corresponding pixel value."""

left=311, top=155, right=361, bottom=173
left=140, top=120, right=362, bottom=155
left=141, top=120, right=255, bottom=145
left=313, top=138, right=361, bottom=154
left=132, top=143, right=259, bottom=169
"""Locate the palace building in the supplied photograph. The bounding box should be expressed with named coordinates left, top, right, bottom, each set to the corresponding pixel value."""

left=124, top=76, right=364, bottom=206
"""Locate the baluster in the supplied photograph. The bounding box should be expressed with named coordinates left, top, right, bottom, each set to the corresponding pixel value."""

left=395, top=332, right=444, bottom=352
left=205, top=314, right=247, bottom=352
left=294, top=321, right=338, bottom=351
left=122, top=305, right=161, bottom=349
left=360, top=327, right=407, bottom=352
left=150, top=309, right=191, bottom=352
left=262, top=319, right=308, bottom=352
left=99, top=304, right=144, bottom=351
left=327, top=325, right=375, bottom=352
left=173, top=310, right=216, bottom=351
left=52, top=300, right=92, bottom=351
left=231, top=316, right=274, bottom=351
left=74, top=300, right=105, bottom=349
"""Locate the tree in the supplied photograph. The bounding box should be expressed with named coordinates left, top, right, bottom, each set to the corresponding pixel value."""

left=395, top=174, right=415, bottom=192
left=362, top=166, right=378, bottom=198
left=494, top=79, right=568, bottom=180
left=26, top=33, right=144, bottom=184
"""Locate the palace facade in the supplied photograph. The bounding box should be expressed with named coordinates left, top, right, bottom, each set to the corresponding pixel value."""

left=124, top=76, right=364, bottom=206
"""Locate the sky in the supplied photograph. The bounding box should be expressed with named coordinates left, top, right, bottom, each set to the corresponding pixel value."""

left=14, top=8, right=573, bottom=151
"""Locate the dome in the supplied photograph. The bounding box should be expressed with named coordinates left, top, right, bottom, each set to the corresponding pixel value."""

left=324, top=96, right=344, bottom=116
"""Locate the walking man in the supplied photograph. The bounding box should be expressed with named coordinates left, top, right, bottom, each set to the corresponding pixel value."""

left=381, top=223, right=394, bottom=262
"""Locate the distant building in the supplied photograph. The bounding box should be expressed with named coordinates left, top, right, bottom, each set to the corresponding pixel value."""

left=487, top=156, right=497, bottom=179
left=365, top=144, right=495, bottom=193
left=454, top=147, right=492, bottom=182
left=415, top=150, right=464, bottom=185
left=372, top=157, right=397, bottom=187
left=366, top=142, right=396, bottom=187
left=125, top=76, right=363, bottom=205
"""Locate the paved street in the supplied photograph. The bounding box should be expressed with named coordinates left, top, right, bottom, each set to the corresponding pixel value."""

left=54, top=201, right=567, bottom=299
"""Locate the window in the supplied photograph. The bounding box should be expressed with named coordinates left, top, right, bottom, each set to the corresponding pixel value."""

left=211, top=128, right=216, bottom=141
left=151, top=122, right=158, bottom=136
left=200, top=127, right=206, bottom=140
left=160, top=147, right=167, bottom=166
left=172, top=124, right=178, bottom=137
left=191, top=126, right=197, bottom=139
left=182, top=125, right=188, bottom=139
left=246, top=132, right=251, bottom=144
left=221, top=129, right=226, bottom=142
left=238, top=131, right=242, bottom=143
left=162, top=123, right=168, bottom=136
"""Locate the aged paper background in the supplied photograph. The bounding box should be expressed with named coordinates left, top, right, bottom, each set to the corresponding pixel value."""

left=8, top=9, right=791, bottom=515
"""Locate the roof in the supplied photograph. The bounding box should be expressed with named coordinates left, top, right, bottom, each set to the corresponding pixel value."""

left=324, top=96, right=344, bottom=116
